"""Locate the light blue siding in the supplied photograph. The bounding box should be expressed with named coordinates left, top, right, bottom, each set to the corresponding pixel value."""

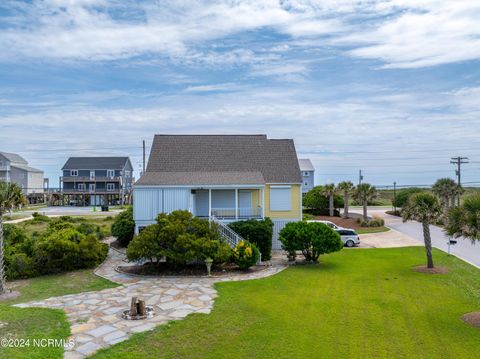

left=301, top=170, right=315, bottom=193
left=163, top=188, right=191, bottom=213
left=134, top=187, right=191, bottom=231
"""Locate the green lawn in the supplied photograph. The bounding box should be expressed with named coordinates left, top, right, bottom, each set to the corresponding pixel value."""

left=92, top=248, right=480, bottom=359
left=0, top=270, right=117, bottom=359
left=356, top=226, right=390, bottom=234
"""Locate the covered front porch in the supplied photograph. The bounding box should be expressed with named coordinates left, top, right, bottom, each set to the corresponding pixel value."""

left=192, top=187, right=264, bottom=220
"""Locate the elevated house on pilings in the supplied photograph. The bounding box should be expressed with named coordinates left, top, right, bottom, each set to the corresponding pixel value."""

left=61, top=157, right=134, bottom=206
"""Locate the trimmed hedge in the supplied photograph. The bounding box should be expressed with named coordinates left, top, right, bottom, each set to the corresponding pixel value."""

left=228, top=218, right=273, bottom=260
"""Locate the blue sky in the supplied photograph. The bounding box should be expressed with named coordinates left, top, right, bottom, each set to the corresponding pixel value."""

left=0, top=0, right=480, bottom=187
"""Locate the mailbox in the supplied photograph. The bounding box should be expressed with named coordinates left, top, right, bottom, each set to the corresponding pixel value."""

left=449, top=239, right=457, bottom=245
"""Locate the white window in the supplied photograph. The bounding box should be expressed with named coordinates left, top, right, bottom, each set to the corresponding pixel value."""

left=303, top=171, right=309, bottom=176
left=90, top=170, right=95, bottom=179
left=125, top=170, right=131, bottom=177
left=70, top=170, right=78, bottom=176
left=107, top=170, right=115, bottom=178
left=89, top=184, right=96, bottom=192
left=77, top=183, right=85, bottom=191
left=107, top=183, right=115, bottom=191
left=270, top=186, right=292, bottom=211
left=304, top=182, right=308, bottom=186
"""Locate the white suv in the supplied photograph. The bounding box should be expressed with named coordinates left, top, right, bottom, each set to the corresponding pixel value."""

left=306, top=220, right=341, bottom=230
left=336, top=229, right=360, bottom=247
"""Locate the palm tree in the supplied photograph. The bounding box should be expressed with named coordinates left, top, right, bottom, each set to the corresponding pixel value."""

left=322, top=184, right=336, bottom=217
left=353, top=183, right=377, bottom=221
left=432, top=178, right=457, bottom=211
left=445, top=193, right=480, bottom=242
left=337, top=181, right=354, bottom=218
left=0, top=181, right=25, bottom=294
left=402, top=192, right=442, bottom=268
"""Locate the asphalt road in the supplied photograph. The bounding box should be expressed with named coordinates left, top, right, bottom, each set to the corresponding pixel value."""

left=351, top=206, right=480, bottom=268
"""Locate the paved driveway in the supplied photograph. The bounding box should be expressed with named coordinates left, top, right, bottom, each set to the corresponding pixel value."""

left=350, top=207, right=480, bottom=268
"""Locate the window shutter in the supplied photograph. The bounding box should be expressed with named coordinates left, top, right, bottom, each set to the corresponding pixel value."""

left=270, top=186, right=292, bottom=211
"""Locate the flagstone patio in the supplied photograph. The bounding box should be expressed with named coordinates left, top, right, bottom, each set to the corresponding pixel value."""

left=13, top=241, right=287, bottom=358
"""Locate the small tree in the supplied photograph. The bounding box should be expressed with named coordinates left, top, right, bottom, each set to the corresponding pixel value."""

left=392, top=188, right=424, bottom=208
left=279, top=221, right=343, bottom=263
left=0, top=181, right=25, bottom=294
left=111, top=206, right=135, bottom=246
left=353, top=183, right=378, bottom=221
left=445, top=193, right=480, bottom=242
left=337, top=181, right=354, bottom=218
left=402, top=192, right=442, bottom=269
left=303, top=186, right=343, bottom=215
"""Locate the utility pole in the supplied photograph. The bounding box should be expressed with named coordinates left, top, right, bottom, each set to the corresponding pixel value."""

left=450, top=156, right=469, bottom=206
left=358, top=169, right=363, bottom=185
left=393, top=181, right=397, bottom=214
left=142, top=140, right=146, bottom=176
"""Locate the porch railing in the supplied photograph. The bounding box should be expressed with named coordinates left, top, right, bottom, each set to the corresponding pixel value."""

left=210, top=207, right=262, bottom=219
left=210, top=215, right=244, bottom=247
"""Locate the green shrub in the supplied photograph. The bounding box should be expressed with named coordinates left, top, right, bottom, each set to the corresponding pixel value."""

left=47, top=219, right=76, bottom=232
left=392, top=188, right=425, bottom=208
left=279, top=221, right=343, bottom=262
left=31, top=212, right=50, bottom=222
left=3, top=224, right=28, bottom=246
left=228, top=218, right=273, bottom=260
left=78, top=235, right=109, bottom=267
left=34, top=231, right=83, bottom=274
left=303, top=186, right=344, bottom=215
left=34, top=228, right=107, bottom=274
left=77, top=222, right=103, bottom=240
left=232, top=240, right=260, bottom=270
left=5, top=252, right=37, bottom=279
left=127, top=210, right=230, bottom=266
left=111, top=207, right=135, bottom=246
left=357, top=217, right=385, bottom=227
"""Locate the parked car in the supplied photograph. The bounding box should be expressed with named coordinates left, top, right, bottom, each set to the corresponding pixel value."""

left=335, top=229, right=360, bottom=247
left=306, top=220, right=341, bottom=230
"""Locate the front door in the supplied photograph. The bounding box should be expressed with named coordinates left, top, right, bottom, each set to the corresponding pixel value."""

left=89, top=184, right=95, bottom=193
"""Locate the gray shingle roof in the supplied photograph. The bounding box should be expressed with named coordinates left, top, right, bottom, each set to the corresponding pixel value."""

left=136, top=171, right=265, bottom=186
left=137, top=135, right=302, bottom=185
left=62, top=157, right=130, bottom=170
left=298, top=158, right=315, bottom=171
left=11, top=163, right=43, bottom=173
left=0, top=151, right=28, bottom=165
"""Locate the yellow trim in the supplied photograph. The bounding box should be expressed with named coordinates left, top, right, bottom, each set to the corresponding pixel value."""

left=264, top=184, right=301, bottom=219
left=251, top=189, right=260, bottom=208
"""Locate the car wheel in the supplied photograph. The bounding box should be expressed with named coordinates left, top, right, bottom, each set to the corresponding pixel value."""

left=345, top=240, right=355, bottom=248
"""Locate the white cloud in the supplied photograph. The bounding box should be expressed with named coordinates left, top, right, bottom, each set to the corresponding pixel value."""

left=1, top=1, right=478, bottom=68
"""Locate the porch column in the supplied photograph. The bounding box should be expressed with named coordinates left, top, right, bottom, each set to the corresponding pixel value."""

left=261, top=187, right=265, bottom=219
left=235, top=188, right=239, bottom=220
left=208, top=188, right=212, bottom=220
